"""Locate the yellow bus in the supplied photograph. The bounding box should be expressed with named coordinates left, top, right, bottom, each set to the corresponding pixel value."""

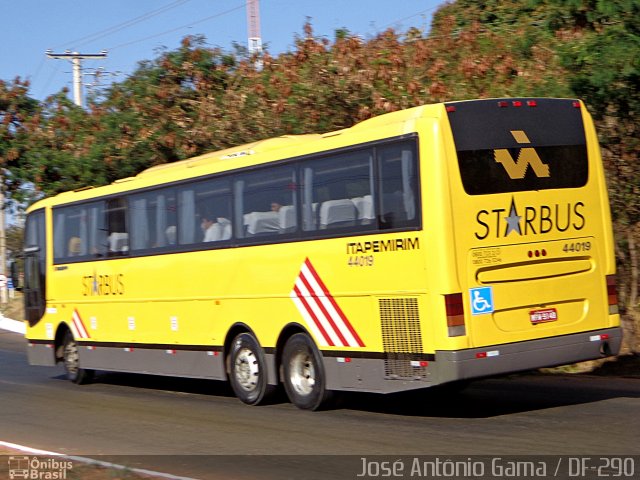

left=24, top=98, right=621, bottom=410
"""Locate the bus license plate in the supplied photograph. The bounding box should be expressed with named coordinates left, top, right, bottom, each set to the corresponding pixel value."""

left=529, top=308, right=558, bottom=325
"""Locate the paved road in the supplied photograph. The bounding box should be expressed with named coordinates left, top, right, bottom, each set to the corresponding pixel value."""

left=1, top=330, right=638, bottom=479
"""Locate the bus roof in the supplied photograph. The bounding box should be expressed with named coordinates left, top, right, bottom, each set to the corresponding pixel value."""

left=27, top=102, right=442, bottom=212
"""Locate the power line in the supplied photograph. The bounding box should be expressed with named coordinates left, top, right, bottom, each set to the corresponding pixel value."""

left=52, top=0, right=192, bottom=50
left=381, top=4, right=443, bottom=31
left=107, top=3, right=247, bottom=52
left=38, top=61, right=63, bottom=100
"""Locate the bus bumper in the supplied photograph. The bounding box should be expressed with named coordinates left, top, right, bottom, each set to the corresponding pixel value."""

left=26, top=341, right=57, bottom=366
left=433, top=327, right=622, bottom=384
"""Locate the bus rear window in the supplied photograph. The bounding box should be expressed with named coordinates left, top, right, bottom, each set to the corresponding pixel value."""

left=446, top=98, right=588, bottom=195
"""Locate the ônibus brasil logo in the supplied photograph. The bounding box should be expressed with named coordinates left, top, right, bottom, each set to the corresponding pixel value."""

left=8, top=456, right=73, bottom=480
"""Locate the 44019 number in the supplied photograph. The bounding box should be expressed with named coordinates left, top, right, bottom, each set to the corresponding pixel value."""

left=563, top=241, right=591, bottom=253
left=348, top=255, right=374, bottom=267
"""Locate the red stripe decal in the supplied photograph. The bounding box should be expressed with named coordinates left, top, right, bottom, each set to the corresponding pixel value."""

left=303, top=258, right=365, bottom=347
left=72, top=309, right=91, bottom=339
left=298, top=270, right=347, bottom=346
left=293, top=285, right=334, bottom=346
left=290, top=258, right=365, bottom=348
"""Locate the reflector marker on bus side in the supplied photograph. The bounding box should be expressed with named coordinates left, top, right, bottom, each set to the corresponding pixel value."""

left=70, top=309, right=91, bottom=339
left=476, top=350, right=500, bottom=359
left=290, top=258, right=365, bottom=348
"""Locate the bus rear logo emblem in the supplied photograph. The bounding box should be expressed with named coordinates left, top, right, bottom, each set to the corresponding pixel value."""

left=290, top=258, right=365, bottom=347
left=494, top=130, right=550, bottom=179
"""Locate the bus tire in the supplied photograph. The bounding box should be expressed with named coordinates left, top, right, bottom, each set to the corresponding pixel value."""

left=228, top=333, right=273, bottom=406
left=62, top=330, right=94, bottom=385
left=282, top=333, right=332, bottom=410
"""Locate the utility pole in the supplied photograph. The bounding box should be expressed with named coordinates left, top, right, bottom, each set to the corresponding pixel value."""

left=45, top=50, right=107, bottom=107
left=246, top=0, right=263, bottom=63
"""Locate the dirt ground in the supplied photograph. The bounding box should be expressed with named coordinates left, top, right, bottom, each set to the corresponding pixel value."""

left=0, top=292, right=24, bottom=325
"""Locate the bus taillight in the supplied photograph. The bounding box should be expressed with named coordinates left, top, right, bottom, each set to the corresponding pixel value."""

left=445, top=293, right=466, bottom=337
left=606, top=275, right=618, bottom=315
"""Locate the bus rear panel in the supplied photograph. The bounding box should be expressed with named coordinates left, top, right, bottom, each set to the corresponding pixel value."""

left=432, top=98, right=620, bottom=383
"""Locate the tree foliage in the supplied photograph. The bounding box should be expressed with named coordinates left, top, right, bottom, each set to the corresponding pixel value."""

left=1, top=0, right=639, bottom=347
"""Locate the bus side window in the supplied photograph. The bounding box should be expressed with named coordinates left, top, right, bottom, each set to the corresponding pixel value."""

left=194, top=178, right=232, bottom=244
left=378, top=142, right=419, bottom=229
left=176, top=178, right=232, bottom=247
left=130, top=188, right=177, bottom=251
left=53, top=202, right=107, bottom=262
left=236, top=166, right=297, bottom=239
left=303, top=149, right=373, bottom=232
left=105, top=198, right=129, bottom=256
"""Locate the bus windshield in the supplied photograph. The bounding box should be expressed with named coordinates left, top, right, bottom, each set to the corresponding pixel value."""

left=446, top=98, right=588, bottom=195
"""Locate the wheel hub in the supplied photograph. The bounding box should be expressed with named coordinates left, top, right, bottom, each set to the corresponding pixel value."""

left=234, top=347, right=260, bottom=392
left=289, top=351, right=315, bottom=396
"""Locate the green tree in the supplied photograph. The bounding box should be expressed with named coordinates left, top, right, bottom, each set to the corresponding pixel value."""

left=1, top=0, right=637, bottom=349
left=0, top=77, right=40, bottom=204
left=548, top=0, right=640, bottom=350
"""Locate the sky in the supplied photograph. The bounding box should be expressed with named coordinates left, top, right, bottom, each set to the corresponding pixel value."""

left=1, top=0, right=444, bottom=103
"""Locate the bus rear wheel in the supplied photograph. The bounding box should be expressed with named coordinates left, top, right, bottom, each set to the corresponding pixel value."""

left=282, top=333, right=332, bottom=410
left=62, top=330, right=94, bottom=384
left=228, top=333, right=273, bottom=406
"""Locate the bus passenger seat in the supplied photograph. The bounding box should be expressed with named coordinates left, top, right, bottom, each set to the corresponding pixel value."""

left=279, top=205, right=296, bottom=233
left=352, top=195, right=374, bottom=225
left=319, top=199, right=357, bottom=229
left=217, top=217, right=232, bottom=240
left=109, top=232, right=129, bottom=252
left=244, top=211, right=280, bottom=235
left=165, top=225, right=177, bottom=245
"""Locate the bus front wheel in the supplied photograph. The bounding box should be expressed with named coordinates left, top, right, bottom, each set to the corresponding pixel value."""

left=282, top=333, right=332, bottom=410
left=62, top=330, right=94, bottom=384
left=228, top=333, right=273, bottom=405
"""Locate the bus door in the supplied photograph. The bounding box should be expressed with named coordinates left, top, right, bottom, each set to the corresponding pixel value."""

left=445, top=98, right=611, bottom=347
left=24, top=209, right=47, bottom=326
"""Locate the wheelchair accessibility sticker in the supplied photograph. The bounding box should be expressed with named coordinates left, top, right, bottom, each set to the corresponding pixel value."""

left=470, top=287, right=494, bottom=315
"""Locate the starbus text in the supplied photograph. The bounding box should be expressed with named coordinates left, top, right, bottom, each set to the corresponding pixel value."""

left=475, top=201, right=585, bottom=240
